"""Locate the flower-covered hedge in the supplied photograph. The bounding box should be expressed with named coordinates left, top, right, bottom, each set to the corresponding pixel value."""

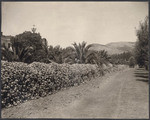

left=1, top=61, right=125, bottom=108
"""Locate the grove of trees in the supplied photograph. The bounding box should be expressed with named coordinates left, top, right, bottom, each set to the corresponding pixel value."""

left=110, top=51, right=133, bottom=65
left=3, top=20, right=148, bottom=69
left=1, top=30, right=112, bottom=67
left=1, top=31, right=49, bottom=63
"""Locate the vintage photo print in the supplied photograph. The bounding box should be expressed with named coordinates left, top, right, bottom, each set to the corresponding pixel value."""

left=1, top=1, right=149, bottom=119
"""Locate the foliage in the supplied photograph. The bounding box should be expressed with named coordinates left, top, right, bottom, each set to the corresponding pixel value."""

left=1, top=41, right=34, bottom=63
left=1, top=61, right=125, bottom=108
left=71, top=41, right=111, bottom=67
left=1, top=61, right=99, bottom=108
left=135, top=16, right=149, bottom=70
left=48, top=45, right=63, bottom=63
left=129, top=56, right=135, bottom=68
left=110, top=51, right=133, bottom=65
left=1, top=45, right=13, bottom=62
left=61, top=47, right=76, bottom=64
left=1, top=31, right=49, bottom=63
left=48, top=46, right=77, bottom=64
left=86, top=50, right=111, bottom=67
left=72, top=41, right=92, bottom=64
left=95, top=50, right=111, bottom=66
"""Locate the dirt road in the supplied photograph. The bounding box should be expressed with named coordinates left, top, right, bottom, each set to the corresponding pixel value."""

left=2, top=68, right=149, bottom=119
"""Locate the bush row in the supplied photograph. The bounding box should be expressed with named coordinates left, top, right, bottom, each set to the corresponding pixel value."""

left=1, top=61, right=125, bottom=108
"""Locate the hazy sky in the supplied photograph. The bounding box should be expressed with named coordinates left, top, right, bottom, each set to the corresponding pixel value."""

left=2, top=2, right=148, bottom=48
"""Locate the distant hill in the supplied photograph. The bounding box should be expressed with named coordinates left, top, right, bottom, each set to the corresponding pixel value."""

left=89, top=42, right=135, bottom=55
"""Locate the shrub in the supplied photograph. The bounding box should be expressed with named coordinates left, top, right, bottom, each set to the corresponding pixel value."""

left=1, top=61, right=125, bottom=108
left=129, top=56, right=135, bottom=68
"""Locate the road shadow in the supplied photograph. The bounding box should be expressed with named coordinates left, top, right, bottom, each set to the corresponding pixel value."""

left=134, top=68, right=149, bottom=83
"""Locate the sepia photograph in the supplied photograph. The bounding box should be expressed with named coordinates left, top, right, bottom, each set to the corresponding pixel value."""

left=1, top=1, right=149, bottom=119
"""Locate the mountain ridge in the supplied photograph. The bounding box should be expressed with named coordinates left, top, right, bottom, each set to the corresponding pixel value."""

left=89, top=41, right=135, bottom=55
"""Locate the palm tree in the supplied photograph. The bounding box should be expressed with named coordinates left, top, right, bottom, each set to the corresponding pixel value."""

left=97, top=50, right=111, bottom=65
left=72, top=41, right=92, bottom=64
left=1, top=45, right=13, bottom=62
left=1, top=38, right=34, bottom=63
left=61, top=47, right=76, bottom=64
left=85, top=50, right=110, bottom=68
left=72, top=42, right=110, bottom=66
left=48, top=45, right=63, bottom=63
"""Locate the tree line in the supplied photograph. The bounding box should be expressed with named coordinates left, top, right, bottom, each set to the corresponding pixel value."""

left=2, top=16, right=148, bottom=69
left=1, top=31, right=112, bottom=67
left=110, top=51, right=133, bottom=65
left=1, top=31, right=134, bottom=67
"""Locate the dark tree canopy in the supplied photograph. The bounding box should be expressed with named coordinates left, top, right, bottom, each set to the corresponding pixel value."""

left=110, top=51, right=133, bottom=65
left=2, top=31, right=49, bottom=63
left=11, top=31, right=44, bottom=50
left=135, top=16, right=149, bottom=70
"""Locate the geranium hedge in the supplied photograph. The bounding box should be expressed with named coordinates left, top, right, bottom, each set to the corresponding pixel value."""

left=1, top=61, right=125, bottom=108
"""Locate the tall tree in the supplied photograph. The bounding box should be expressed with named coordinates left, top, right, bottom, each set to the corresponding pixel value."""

left=2, top=31, right=49, bottom=63
left=1, top=41, right=34, bottom=63
left=135, top=16, right=149, bottom=70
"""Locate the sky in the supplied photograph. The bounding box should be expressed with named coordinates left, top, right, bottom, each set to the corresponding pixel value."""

left=2, top=2, right=148, bottom=48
